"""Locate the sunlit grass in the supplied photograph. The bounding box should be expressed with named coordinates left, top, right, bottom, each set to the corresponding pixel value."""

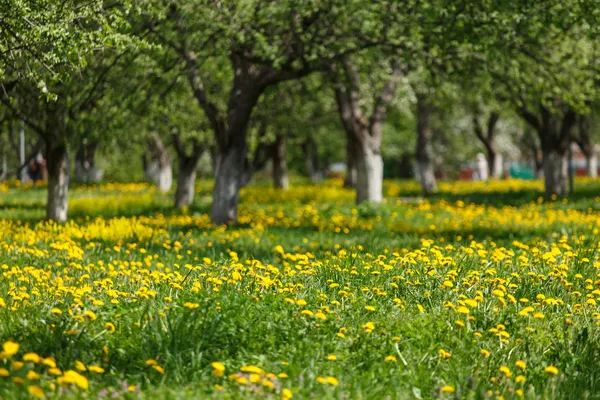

left=0, top=178, right=599, bottom=398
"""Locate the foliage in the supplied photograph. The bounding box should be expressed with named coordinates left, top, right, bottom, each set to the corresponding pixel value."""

left=0, top=0, right=138, bottom=93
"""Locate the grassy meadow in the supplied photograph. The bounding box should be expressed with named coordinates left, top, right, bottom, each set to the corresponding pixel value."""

left=1, top=178, right=600, bottom=399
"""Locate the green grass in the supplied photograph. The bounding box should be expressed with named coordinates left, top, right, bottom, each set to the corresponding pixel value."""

left=0, top=179, right=599, bottom=399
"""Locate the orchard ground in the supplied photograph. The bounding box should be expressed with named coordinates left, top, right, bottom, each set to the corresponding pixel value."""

left=1, top=179, right=600, bottom=399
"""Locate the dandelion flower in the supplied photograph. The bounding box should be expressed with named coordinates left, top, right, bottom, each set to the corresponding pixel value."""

left=544, top=366, right=559, bottom=375
left=3, top=341, right=19, bottom=357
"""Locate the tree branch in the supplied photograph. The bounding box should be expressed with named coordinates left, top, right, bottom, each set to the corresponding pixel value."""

left=0, top=94, right=47, bottom=137
left=369, top=58, right=404, bottom=139
left=517, top=106, right=541, bottom=131
left=487, top=111, right=500, bottom=140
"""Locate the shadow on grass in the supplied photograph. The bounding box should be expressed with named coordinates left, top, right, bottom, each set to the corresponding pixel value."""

left=407, top=181, right=600, bottom=209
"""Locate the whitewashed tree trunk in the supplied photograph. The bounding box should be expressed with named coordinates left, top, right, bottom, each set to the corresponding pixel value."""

left=416, top=161, right=437, bottom=194
left=174, top=158, right=198, bottom=208
left=492, top=153, right=503, bottom=179
left=46, top=144, right=69, bottom=223
left=543, top=150, right=567, bottom=196
left=155, top=163, right=172, bottom=193
left=212, top=145, right=245, bottom=224
left=588, top=153, right=598, bottom=178
left=172, top=134, right=204, bottom=208
left=355, top=143, right=383, bottom=203
left=145, top=134, right=172, bottom=193
left=272, top=135, right=289, bottom=190
left=475, top=154, right=489, bottom=181
left=74, top=143, right=103, bottom=183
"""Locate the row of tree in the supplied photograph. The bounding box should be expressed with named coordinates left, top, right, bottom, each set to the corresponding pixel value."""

left=2, top=0, right=600, bottom=223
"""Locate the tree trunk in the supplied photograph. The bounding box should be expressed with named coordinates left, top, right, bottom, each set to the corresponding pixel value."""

left=302, top=138, right=321, bottom=184
left=75, top=145, right=86, bottom=183
left=534, top=160, right=543, bottom=179
left=212, top=144, right=246, bottom=224
left=587, top=153, right=598, bottom=178
left=487, top=149, right=495, bottom=179
left=145, top=133, right=173, bottom=193
left=354, top=138, right=383, bottom=204
left=473, top=112, right=501, bottom=179
left=416, top=98, right=437, bottom=195
left=46, top=143, right=69, bottom=223
left=1, top=152, right=6, bottom=177
left=174, top=156, right=199, bottom=208
left=155, top=162, right=172, bottom=193
left=74, top=143, right=102, bottom=183
left=542, top=149, right=567, bottom=196
left=491, top=152, right=503, bottom=179
left=486, top=142, right=503, bottom=179
left=343, top=140, right=357, bottom=188
left=209, top=146, right=220, bottom=178
left=272, top=134, right=289, bottom=190
left=416, top=159, right=437, bottom=194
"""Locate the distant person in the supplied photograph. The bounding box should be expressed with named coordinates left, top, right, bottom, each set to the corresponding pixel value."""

left=27, top=153, right=45, bottom=186
left=27, top=161, right=40, bottom=185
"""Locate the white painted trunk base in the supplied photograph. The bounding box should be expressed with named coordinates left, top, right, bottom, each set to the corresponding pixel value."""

left=588, top=154, right=598, bottom=178
left=273, top=136, right=289, bottom=190
left=492, top=154, right=503, bottom=179
left=145, top=160, right=172, bottom=193
left=273, top=167, right=289, bottom=190
left=47, top=151, right=69, bottom=223
left=175, top=166, right=197, bottom=208
left=475, top=154, right=489, bottom=181
left=355, top=147, right=383, bottom=204
left=75, top=161, right=104, bottom=183
left=416, top=160, right=437, bottom=195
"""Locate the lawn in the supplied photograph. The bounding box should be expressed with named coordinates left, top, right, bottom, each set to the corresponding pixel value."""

left=0, top=179, right=600, bottom=399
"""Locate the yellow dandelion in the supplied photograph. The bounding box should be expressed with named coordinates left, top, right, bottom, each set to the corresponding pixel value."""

left=28, top=385, right=45, bottom=398
left=499, top=366, right=512, bottom=378
left=282, top=388, right=293, bottom=399
left=211, top=362, right=225, bottom=377
left=544, top=366, right=559, bottom=375
left=152, top=365, right=165, bottom=374
left=3, top=341, right=19, bottom=357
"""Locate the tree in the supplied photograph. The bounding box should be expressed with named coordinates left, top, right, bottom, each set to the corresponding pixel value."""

left=518, top=103, right=577, bottom=195
left=332, top=56, right=404, bottom=203
left=141, top=0, right=390, bottom=223
left=472, top=110, right=501, bottom=178
left=466, top=1, right=600, bottom=195
left=1, top=1, right=141, bottom=221
left=1, top=48, right=142, bottom=222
